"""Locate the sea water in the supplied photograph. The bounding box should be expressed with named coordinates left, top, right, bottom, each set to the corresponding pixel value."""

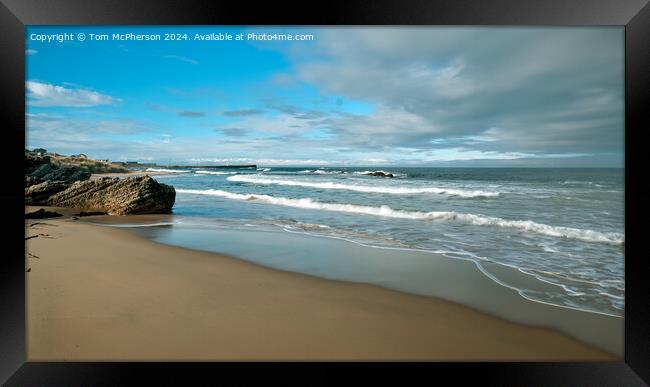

left=137, top=167, right=624, bottom=318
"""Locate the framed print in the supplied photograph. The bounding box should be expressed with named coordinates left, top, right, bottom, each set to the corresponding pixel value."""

left=1, top=0, right=649, bottom=385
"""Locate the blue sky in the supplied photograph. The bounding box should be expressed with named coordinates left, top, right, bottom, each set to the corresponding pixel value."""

left=26, top=26, right=624, bottom=167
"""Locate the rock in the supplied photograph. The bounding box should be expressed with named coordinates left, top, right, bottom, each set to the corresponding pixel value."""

left=27, top=163, right=91, bottom=186
left=28, top=163, right=56, bottom=179
left=25, top=152, right=51, bottom=171
left=46, top=167, right=91, bottom=183
left=26, top=149, right=92, bottom=187
left=25, top=181, right=72, bottom=205
left=364, top=171, right=394, bottom=178
left=25, top=208, right=63, bottom=219
left=48, top=175, right=175, bottom=215
left=25, top=175, right=38, bottom=187
left=25, top=149, right=174, bottom=215
left=73, top=211, right=107, bottom=217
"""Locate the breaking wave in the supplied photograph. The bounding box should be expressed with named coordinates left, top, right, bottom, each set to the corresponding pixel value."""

left=176, top=188, right=624, bottom=245
left=145, top=168, right=190, bottom=173
left=227, top=175, right=499, bottom=198
left=194, top=170, right=238, bottom=175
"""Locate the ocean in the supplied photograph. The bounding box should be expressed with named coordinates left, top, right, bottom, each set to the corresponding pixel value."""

left=134, top=167, right=624, bottom=318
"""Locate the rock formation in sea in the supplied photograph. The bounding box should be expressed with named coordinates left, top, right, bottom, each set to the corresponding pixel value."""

left=364, top=171, right=394, bottom=178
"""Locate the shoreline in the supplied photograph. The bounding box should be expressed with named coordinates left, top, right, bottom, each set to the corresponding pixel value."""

left=90, top=171, right=172, bottom=180
left=122, top=215, right=623, bottom=356
left=26, top=208, right=618, bottom=360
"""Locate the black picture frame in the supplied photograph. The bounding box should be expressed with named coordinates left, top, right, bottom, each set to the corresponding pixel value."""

left=1, top=0, right=649, bottom=385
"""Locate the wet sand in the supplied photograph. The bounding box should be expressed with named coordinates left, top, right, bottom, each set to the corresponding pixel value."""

left=25, top=212, right=617, bottom=361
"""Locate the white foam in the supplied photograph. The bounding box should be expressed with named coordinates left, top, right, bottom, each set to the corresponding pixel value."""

left=227, top=175, right=499, bottom=198
left=256, top=168, right=272, bottom=172
left=176, top=188, right=624, bottom=245
left=537, top=243, right=560, bottom=253
left=296, top=169, right=344, bottom=174
left=561, top=180, right=604, bottom=187
left=275, top=225, right=622, bottom=317
left=85, top=221, right=178, bottom=228
left=145, top=168, right=190, bottom=173
left=194, top=170, right=238, bottom=175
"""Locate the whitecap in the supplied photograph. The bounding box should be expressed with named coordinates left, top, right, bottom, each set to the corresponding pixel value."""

left=145, top=168, right=190, bottom=173
left=194, top=170, right=238, bottom=175
left=176, top=188, right=624, bottom=245
left=227, top=175, right=500, bottom=198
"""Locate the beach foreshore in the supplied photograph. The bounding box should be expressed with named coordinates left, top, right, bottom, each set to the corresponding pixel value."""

left=90, top=171, right=170, bottom=180
left=26, top=209, right=618, bottom=361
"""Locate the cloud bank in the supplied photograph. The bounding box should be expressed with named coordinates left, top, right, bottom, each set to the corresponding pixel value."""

left=26, top=81, right=119, bottom=107
left=280, top=27, right=623, bottom=160
left=25, top=27, right=624, bottom=166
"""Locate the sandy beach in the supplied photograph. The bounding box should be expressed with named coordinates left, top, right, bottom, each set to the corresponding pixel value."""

left=23, top=24, right=626, bottom=364
left=24, top=209, right=617, bottom=361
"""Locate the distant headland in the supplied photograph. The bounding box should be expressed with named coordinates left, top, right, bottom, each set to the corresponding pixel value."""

left=117, top=161, right=257, bottom=170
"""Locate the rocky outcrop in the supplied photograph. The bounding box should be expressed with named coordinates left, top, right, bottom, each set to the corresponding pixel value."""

left=25, top=149, right=176, bottom=215
left=27, top=163, right=91, bottom=185
left=25, top=151, right=50, bottom=169
left=47, top=176, right=175, bottom=215
left=25, top=181, right=72, bottom=205
left=26, top=150, right=91, bottom=187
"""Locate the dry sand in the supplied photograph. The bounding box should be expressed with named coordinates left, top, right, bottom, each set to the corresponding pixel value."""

left=25, top=215, right=618, bottom=361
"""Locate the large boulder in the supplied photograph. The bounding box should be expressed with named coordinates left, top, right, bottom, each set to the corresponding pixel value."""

left=25, top=181, right=72, bottom=205
left=47, top=175, right=175, bottom=215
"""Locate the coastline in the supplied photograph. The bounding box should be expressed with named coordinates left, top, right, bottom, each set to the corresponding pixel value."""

left=26, top=209, right=618, bottom=361
left=89, top=171, right=171, bottom=180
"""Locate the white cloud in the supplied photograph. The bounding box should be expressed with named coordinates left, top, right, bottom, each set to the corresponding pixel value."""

left=24, top=28, right=624, bottom=166
left=26, top=81, right=119, bottom=107
left=27, top=113, right=148, bottom=138
left=215, top=112, right=321, bottom=136
left=282, top=27, right=624, bottom=157
left=423, top=148, right=533, bottom=162
left=189, top=157, right=332, bottom=166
